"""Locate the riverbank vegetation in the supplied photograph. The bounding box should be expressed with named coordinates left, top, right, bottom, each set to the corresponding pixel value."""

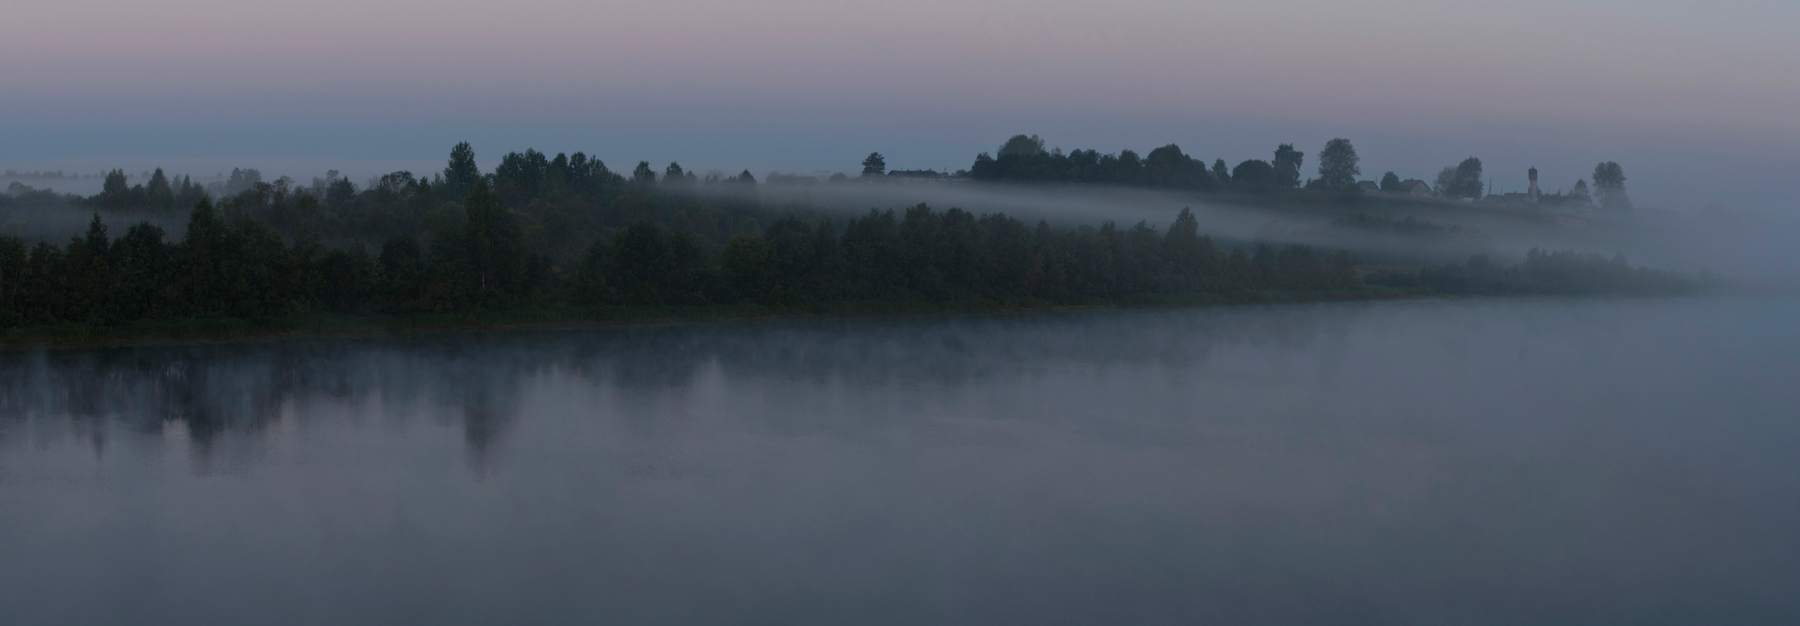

left=0, top=143, right=1706, bottom=342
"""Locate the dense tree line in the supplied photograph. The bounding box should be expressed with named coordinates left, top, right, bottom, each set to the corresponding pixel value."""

left=4, top=136, right=1641, bottom=227
left=966, top=134, right=1362, bottom=198
left=1, top=183, right=80, bottom=208
left=115, top=144, right=779, bottom=273
left=971, top=135, right=1245, bottom=190
left=959, top=134, right=1643, bottom=212
left=84, top=168, right=212, bottom=211
left=0, top=173, right=1370, bottom=328
left=0, top=142, right=1695, bottom=332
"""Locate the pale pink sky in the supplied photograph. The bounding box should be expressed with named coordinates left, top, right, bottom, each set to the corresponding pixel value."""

left=4, top=0, right=1797, bottom=207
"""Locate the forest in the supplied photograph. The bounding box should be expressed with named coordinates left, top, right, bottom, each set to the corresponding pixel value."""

left=965, top=134, right=1301, bottom=191
left=958, top=134, right=1635, bottom=212
left=0, top=143, right=1701, bottom=335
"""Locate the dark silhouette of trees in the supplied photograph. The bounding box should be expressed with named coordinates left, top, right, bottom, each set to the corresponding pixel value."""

left=0, top=143, right=1700, bottom=335
left=721, top=233, right=776, bottom=304
left=493, top=149, right=552, bottom=204
left=631, top=161, right=657, bottom=185
left=146, top=168, right=174, bottom=209
left=0, top=235, right=27, bottom=326
left=998, top=135, right=1047, bottom=158
left=1232, top=160, right=1276, bottom=187
left=1272, top=144, right=1305, bottom=189
left=1313, top=138, right=1360, bottom=192
left=1592, top=162, right=1631, bottom=211
left=1569, top=180, right=1593, bottom=206
left=663, top=162, right=692, bottom=188
left=946, top=134, right=1525, bottom=209
left=1143, top=144, right=1215, bottom=189
left=605, top=221, right=707, bottom=306
left=861, top=153, right=887, bottom=177
left=175, top=175, right=206, bottom=210
left=75, top=167, right=196, bottom=212
left=1592, top=162, right=1625, bottom=190
left=442, top=142, right=482, bottom=200
left=88, top=170, right=144, bottom=208
left=1379, top=171, right=1401, bottom=192
left=101, top=170, right=130, bottom=202
left=968, top=136, right=1236, bottom=191
left=223, top=168, right=263, bottom=196
left=459, top=180, right=527, bottom=304
left=1435, top=157, right=1484, bottom=199
left=378, top=235, right=425, bottom=309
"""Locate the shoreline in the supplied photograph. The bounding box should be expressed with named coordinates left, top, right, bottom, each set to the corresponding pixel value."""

left=0, top=287, right=1433, bottom=349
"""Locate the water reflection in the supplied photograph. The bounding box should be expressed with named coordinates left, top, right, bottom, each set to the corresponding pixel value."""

left=0, top=305, right=1357, bottom=470
left=2, top=298, right=1798, bottom=625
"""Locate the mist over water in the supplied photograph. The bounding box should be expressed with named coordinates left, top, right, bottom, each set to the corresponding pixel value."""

left=7, top=0, right=1796, bottom=620
left=2, top=296, right=1797, bottom=624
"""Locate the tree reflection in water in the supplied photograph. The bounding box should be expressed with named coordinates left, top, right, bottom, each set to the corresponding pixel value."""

left=0, top=306, right=1346, bottom=471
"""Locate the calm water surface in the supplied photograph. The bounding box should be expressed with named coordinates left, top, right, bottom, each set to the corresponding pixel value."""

left=2, top=297, right=1798, bottom=625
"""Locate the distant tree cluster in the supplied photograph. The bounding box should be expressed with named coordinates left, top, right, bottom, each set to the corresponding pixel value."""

left=969, top=135, right=1270, bottom=191
left=2, top=183, right=80, bottom=208
left=131, top=143, right=777, bottom=273
left=1434, top=158, right=1485, bottom=199
left=1590, top=161, right=1631, bottom=211
left=965, top=135, right=1354, bottom=199
left=1378, top=172, right=1403, bottom=193
left=1307, top=139, right=1361, bottom=193
left=0, top=188, right=1363, bottom=329
left=959, top=134, right=1640, bottom=212
left=681, top=205, right=1357, bottom=307
left=5, top=135, right=1644, bottom=225
left=87, top=168, right=209, bottom=211
left=0, top=141, right=1684, bottom=332
left=861, top=152, right=887, bottom=177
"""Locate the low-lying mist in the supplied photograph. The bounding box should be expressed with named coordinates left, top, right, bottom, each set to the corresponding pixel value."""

left=762, top=181, right=1800, bottom=289
left=6, top=155, right=1796, bottom=292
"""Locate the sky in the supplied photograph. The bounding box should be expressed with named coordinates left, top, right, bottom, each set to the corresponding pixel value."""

left=3, top=0, right=1797, bottom=209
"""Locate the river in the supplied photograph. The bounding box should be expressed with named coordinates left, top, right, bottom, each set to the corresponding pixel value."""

left=3, top=296, right=1797, bottom=625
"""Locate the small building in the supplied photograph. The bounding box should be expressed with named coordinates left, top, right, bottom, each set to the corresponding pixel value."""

left=1357, top=180, right=1381, bottom=194
left=1399, top=179, right=1433, bottom=197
